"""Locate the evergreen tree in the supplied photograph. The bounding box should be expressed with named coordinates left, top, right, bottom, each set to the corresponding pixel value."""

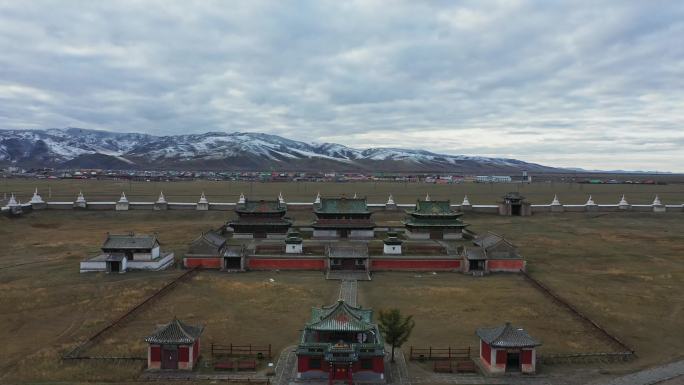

left=378, top=308, right=415, bottom=362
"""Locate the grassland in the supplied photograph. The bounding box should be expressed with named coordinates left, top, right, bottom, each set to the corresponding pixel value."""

left=2, top=178, right=684, bottom=205
left=0, top=196, right=683, bottom=383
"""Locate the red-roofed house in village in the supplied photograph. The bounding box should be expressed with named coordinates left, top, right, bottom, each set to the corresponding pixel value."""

left=145, top=318, right=204, bottom=370
left=476, top=322, right=540, bottom=374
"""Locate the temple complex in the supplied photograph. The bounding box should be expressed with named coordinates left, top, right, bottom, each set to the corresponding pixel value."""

left=311, top=197, right=375, bottom=238
left=226, top=198, right=292, bottom=239
left=403, top=200, right=468, bottom=239
left=296, top=300, right=385, bottom=384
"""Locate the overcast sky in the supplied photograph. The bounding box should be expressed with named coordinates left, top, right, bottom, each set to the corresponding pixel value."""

left=1, top=1, right=683, bottom=171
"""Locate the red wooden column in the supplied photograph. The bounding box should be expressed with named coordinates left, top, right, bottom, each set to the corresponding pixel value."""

left=348, top=362, right=353, bottom=385
left=328, top=364, right=334, bottom=385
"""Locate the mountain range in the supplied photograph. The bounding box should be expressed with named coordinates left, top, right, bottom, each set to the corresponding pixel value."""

left=0, top=128, right=559, bottom=173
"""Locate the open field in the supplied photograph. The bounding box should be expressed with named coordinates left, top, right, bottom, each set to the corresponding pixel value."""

left=1, top=208, right=683, bottom=383
left=2, top=178, right=684, bottom=205
left=360, top=272, right=614, bottom=355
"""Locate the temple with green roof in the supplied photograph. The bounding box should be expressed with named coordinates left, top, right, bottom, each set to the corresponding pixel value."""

left=226, top=198, right=292, bottom=239
left=311, top=197, right=375, bottom=238
left=403, top=200, right=468, bottom=240
left=296, top=300, right=385, bottom=384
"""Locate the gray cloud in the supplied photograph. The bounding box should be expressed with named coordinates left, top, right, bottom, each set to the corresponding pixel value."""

left=0, top=0, right=683, bottom=171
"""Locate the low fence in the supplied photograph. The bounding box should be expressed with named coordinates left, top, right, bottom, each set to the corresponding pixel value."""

left=63, top=267, right=200, bottom=360
left=409, top=346, right=471, bottom=361
left=211, top=343, right=272, bottom=359
left=539, top=351, right=634, bottom=365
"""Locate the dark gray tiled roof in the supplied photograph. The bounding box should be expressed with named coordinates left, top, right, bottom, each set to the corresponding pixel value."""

left=145, top=318, right=204, bottom=345
left=327, top=245, right=369, bottom=258
left=102, top=234, right=158, bottom=250
left=465, top=248, right=486, bottom=260
left=223, top=245, right=244, bottom=257
left=187, top=231, right=227, bottom=255
left=476, top=322, right=540, bottom=348
left=308, top=300, right=375, bottom=332
left=473, top=232, right=504, bottom=248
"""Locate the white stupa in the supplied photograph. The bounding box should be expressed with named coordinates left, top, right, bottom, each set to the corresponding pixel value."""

left=30, top=188, right=44, bottom=204
left=618, top=194, right=629, bottom=206
left=462, top=195, right=471, bottom=206
left=387, top=194, right=395, bottom=205
left=425, top=193, right=430, bottom=201
left=353, top=193, right=358, bottom=199
left=118, top=192, right=129, bottom=203
left=75, top=191, right=86, bottom=203
left=652, top=195, right=662, bottom=206
left=314, top=192, right=321, bottom=204
left=7, top=193, right=18, bottom=207
left=585, top=195, right=596, bottom=205
left=238, top=192, right=245, bottom=204
left=278, top=192, right=285, bottom=204
left=156, top=191, right=166, bottom=204
left=550, top=194, right=561, bottom=206
left=198, top=192, right=208, bottom=204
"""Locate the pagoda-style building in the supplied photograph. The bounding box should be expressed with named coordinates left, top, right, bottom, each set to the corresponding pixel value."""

left=312, top=197, right=375, bottom=239
left=226, top=199, right=292, bottom=239
left=403, top=200, right=468, bottom=240
left=296, top=300, right=385, bottom=384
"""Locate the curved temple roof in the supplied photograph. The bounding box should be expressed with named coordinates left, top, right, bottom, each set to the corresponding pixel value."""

left=476, top=322, right=540, bottom=348
left=307, top=300, right=374, bottom=332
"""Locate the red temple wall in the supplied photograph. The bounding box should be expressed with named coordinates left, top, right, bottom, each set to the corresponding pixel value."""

left=521, top=349, right=533, bottom=365
left=179, top=346, right=190, bottom=363
left=481, top=340, right=491, bottom=364
left=184, top=257, right=221, bottom=269
left=248, top=258, right=325, bottom=270
left=488, top=260, right=524, bottom=271
left=297, top=355, right=329, bottom=372
left=495, top=350, right=507, bottom=367
left=193, top=340, right=200, bottom=363
left=150, top=345, right=161, bottom=362
left=371, top=259, right=460, bottom=271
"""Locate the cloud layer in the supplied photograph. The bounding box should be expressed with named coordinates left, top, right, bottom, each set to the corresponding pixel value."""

left=1, top=0, right=683, bottom=171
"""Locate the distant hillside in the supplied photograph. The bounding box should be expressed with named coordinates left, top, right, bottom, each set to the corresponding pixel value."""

left=0, top=128, right=560, bottom=173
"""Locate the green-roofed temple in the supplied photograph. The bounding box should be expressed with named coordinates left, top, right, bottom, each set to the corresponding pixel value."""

left=312, top=197, right=376, bottom=239
left=296, top=300, right=385, bottom=384
left=403, top=200, right=469, bottom=240
left=226, top=199, right=293, bottom=239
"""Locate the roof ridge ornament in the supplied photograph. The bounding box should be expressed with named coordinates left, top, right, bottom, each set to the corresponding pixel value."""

left=425, top=193, right=430, bottom=201
left=550, top=194, right=561, bottom=206
left=314, top=192, right=321, bottom=204
left=387, top=194, right=395, bottom=205
left=278, top=191, right=285, bottom=204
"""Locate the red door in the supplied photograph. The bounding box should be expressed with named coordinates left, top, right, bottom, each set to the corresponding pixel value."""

left=334, top=365, right=348, bottom=379
left=161, top=347, right=179, bottom=369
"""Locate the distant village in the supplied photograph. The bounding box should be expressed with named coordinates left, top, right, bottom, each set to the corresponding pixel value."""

left=0, top=166, right=669, bottom=185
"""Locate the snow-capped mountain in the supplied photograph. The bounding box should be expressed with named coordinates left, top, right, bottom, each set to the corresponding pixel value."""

left=0, top=128, right=558, bottom=172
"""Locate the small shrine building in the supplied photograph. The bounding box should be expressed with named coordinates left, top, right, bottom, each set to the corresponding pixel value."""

left=145, top=318, right=204, bottom=370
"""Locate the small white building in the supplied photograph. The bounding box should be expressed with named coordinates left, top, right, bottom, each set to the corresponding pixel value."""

left=285, top=231, right=303, bottom=254
left=80, top=233, right=174, bottom=273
